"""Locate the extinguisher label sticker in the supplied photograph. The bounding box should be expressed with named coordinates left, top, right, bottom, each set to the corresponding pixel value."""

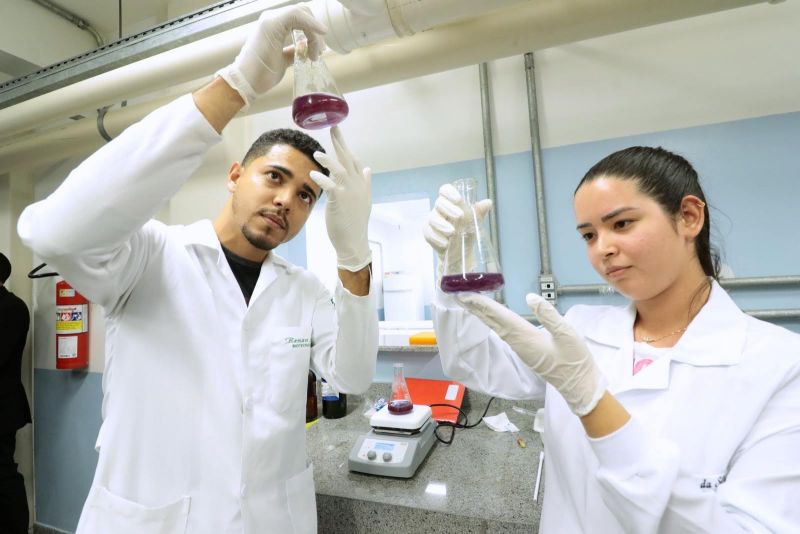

left=58, top=288, right=76, bottom=298
left=58, top=336, right=79, bottom=359
left=56, top=304, right=88, bottom=334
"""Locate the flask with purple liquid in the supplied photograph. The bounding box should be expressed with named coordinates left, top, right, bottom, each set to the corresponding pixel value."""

left=292, top=30, right=349, bottom=130
left=388, top=363, right=413, bottom=415
left=440, top=178, right=505, bottom=294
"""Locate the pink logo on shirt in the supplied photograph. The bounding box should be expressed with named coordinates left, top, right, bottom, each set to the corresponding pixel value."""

left=633, top=358, right=654, bottom=375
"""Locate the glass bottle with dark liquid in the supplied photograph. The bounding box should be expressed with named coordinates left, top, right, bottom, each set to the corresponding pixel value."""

left=388, top=363, right=413, bottom=415
left=292, top=29, right=349, bottom=130
left=440, top=178, right=505, bottom=294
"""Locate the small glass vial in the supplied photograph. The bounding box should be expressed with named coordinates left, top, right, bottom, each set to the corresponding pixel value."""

left=291, top=29, right=349, bottom=130
left=388, top=363, right=413, bottom=415
left=321, top=378, right=347, bottom=419
left=440, top=178, right=505, bottom=294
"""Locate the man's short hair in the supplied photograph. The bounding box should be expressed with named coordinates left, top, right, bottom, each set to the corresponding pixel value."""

left=0, top=253, right=11, bottom=284
left=241, top=129, right=330, bottom=176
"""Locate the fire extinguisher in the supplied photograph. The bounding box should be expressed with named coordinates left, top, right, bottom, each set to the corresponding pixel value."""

left=55, top=280, right=90, bottom=370
left=28, top=264, right=91, bottom=370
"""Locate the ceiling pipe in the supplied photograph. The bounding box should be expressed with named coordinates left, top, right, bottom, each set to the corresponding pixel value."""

left=30, top=0, right=105, bottom=48
left=0, top=0, right=765, bottom=171
left=0, top=0, right=527, bottom=141
left=313, top=0, right=525, bottom=54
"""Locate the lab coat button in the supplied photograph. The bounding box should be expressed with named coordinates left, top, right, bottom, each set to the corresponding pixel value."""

left=240, top=484, right=247, bottom=497
left=367, top=450, right=376, bottom=461
left=382, top=452, right=392, bottom=462
left=244, top=397, right=253, bottom=411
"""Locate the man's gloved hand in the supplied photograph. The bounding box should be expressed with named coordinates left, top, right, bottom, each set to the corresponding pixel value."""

left=217, top=5, right=327, bottom=108
left=458, top=292, right=607, bottom=416
left=423, top=183, right=492, bottom=281
left=310, top=126, right=372, bottom=272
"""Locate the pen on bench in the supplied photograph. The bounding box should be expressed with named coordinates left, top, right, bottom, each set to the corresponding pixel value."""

left=533, top=450, right=544, bottom=502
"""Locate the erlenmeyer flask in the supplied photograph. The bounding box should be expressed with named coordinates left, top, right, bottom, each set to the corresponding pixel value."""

left=291, top=29, right=349, bottom=130
left=440, top=178, right=505, bottom=293
left=388, top=363, right=413, bottom=415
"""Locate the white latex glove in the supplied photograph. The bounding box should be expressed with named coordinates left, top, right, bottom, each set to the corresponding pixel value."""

left=310, top=126, right=372, bottom=272
left=217, top=5, right=327, bottom=108
left=458, top=292, right=607, bottom=416
left=423, top=183, right=493, bottom=281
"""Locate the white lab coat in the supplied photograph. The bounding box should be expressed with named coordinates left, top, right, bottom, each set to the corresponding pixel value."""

left=434, top=282, right=800, bottom=533
left=17, top=95, right=378, bottom=534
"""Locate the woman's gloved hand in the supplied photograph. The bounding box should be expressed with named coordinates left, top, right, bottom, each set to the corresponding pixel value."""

left=423, top=183, right=493, bottom=281
left=458, top=292, right=607, bottom=416
left=217, top=5, right=327, bottom=108
left=310, top=126, right=372, bottom=272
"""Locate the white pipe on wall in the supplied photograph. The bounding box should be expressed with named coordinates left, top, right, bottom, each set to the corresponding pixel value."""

left=0, top=24, right=245, bottom=143
left=1, top=0, right=528, bottom=142
left=315, top=0, right=526, bottom=53
left=0, top=0, right=764, bottom=172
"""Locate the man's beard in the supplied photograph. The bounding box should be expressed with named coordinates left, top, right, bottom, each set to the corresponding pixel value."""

left=241, top=222, right=278, bottom=252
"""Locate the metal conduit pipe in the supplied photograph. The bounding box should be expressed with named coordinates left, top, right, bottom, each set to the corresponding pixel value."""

left=558, top=275, right=800, bottom=295
left=522, top=308, right=800, bottom=323
left=524, top=52, right=551, bottom=275
left=478, top=62, right=504, bottom=304
left=718, top=275, right=800, bottom=288
left=31, top=0, right=105, bottom=48
left=749, top=309, right=800, bottom=320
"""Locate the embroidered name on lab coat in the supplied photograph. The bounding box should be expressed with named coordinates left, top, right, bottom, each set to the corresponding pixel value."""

left=699, top=475, right=726, bottom=491
left=285, top=337, right=311, bottom=348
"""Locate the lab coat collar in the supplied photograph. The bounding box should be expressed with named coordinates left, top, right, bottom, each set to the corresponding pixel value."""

left=583, top=281, right=746, bottom=392
left=180, top=219, right=294, bottom=277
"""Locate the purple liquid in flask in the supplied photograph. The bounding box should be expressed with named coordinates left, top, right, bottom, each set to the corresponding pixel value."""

left=388, top=399, right=413, bottom=415
left=440, top=272, right=505, bottom=293
left=292, top=93, right=349, bottom=130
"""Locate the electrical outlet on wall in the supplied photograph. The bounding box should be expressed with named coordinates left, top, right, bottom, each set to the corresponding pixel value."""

left=539, top=274, right=557, bottom=305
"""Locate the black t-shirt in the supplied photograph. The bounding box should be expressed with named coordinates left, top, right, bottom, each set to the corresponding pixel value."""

left=221, top=245, right=262, bottom=304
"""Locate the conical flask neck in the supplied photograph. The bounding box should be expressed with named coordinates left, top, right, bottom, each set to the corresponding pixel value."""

left=389, top=364, right=413, bottom=414
left=453, top=178, right=478, bottom=205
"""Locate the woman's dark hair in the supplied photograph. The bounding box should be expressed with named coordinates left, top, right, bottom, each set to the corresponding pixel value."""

left=575, top=146, right=719, bottom=279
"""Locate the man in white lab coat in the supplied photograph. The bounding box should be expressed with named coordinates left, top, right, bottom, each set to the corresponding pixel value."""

left=17, top=6, right=376, bottom=534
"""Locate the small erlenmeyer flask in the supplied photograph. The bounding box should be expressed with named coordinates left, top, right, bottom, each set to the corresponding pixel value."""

left=440, top=178, right=505, bottom=293
left=388, top=363, right=413, bottom=415
left=291, top=29, right=349, bottom=130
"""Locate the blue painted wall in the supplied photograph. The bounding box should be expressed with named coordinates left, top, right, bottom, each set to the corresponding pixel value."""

left=34, top=369, right=101, bottom=532
left=34, top=111, right=800, bottom=531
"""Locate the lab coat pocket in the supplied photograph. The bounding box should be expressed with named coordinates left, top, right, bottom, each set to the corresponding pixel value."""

left=268, top=326, right=312, bottom=413
left=79, top=485, right=190, bottom=534
left=286, top=463, right=317, bottom=534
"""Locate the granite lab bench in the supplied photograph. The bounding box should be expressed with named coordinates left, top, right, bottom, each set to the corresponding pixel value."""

left=307, top=383, right=545, bottom=533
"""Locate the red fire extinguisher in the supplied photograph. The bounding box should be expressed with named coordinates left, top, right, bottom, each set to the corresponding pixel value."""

left=55, top=279, right=90, bottom=369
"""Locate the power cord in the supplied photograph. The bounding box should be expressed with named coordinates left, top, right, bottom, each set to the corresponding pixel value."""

left=429, top=396, right=496, bottom=445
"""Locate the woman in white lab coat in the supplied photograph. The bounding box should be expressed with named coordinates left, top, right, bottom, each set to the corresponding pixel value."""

left=425, top=146, right=800, bottom=533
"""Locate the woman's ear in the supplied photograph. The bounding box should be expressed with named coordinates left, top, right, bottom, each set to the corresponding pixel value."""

left=227, top=162, right=242, bottom=193
left=679, top=195, right=706, bottom=239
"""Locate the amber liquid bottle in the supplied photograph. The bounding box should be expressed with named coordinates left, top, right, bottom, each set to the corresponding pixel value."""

left=306, top=371, right=318, bottom=423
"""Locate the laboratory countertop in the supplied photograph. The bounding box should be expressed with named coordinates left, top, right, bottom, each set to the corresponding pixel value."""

left=378, top=345, right=439, bottom=353
left=307, top=383, right=544, bottom=533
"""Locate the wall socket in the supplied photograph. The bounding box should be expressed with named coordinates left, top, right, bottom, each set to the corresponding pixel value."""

left=539, top=275, right=557, bottom=304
